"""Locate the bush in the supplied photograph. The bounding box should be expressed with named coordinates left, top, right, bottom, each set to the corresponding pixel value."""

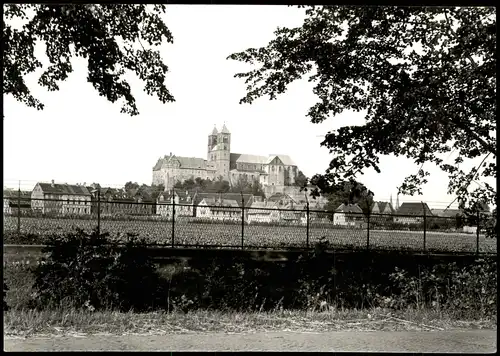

left=3, top=231, right=51, bottom=245
left=388, top=259, right=497, bottom=318
left=29, top=228, right=166, bottom=312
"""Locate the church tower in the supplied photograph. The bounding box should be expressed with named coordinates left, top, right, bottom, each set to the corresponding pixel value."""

left=212, top=123, right=231, bottom=181
left=207, top=125, right=218, bottom=161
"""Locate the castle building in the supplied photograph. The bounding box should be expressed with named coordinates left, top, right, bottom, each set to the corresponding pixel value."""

left=152, top=124, right=300, bottom=192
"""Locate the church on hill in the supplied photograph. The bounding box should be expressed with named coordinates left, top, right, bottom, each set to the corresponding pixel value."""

left=152, top=124, right=301, bottom=192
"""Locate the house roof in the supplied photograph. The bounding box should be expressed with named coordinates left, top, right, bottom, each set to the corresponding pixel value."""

left=397, top=202, right=433, bottom=216
left=372, top=201, right=395, bottom=214
left=431, top=209, right=462, bottom=218
left=158, top=189, right=195, bottom=204
left=335, top=203, right=363, bottom=214
left=3, top=190, right=31, bottom=199
left=93, top=187, right=136, bottom=202
left=38, top=183, right=91, bottom=196
left=267, top=193, right=296, bottom=204
left=210, top=199, right=240, bottom=212
left=230, top=153, right=268, bottom=165
left=247, top=201, right=278, bottom=215
left=193, top=192, right=253, bottom=208
left=268, top=154, right=296, bottom=166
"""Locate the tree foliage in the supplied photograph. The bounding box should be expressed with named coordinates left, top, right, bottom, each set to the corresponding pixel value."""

left=294, top=170, right=308, bottom=188
left=228, top=6, right=496, bottom=215
left=124, top=181, right=140, bottom=197
left=173, top=178, right=231, bottom=194
left=230, top=175, right=266, bottom=197
left=322, top=179, right=374, bottom=217
left=3, top=4, right=175, bottom=115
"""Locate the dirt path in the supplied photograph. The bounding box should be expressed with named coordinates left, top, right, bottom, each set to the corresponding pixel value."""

left=4, top=330, right=497, bottom=352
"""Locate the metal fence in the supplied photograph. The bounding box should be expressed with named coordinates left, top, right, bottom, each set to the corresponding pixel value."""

left=3, top=195, right=496, bottom=254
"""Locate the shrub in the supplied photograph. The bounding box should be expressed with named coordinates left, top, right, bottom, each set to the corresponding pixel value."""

left=29, top=228, right=166, bottom=312
left=388, top=259, right=497, bottom=318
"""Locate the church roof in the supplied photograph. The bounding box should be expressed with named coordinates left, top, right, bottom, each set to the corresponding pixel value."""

left=174, top=156, right=206, bottom=169
left=211, top=126, right=218, bottom=135
left=267, top=154, right=296, bottom=166
left=221, top=124, right=230, bottom=134
left=230, top=153, right=268, bottom=164
left=154, top=155, right=207, bottom=170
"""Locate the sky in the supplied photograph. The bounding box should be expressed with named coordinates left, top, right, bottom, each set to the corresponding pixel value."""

left=3, top=5, right=495, bottom=209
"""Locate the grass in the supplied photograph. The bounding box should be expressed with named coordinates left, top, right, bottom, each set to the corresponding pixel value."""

left=3, top=215, right=497, bottom=253
left=4, top=307, right=497, bottom=338
left=3, top=256, right=497, bottom=338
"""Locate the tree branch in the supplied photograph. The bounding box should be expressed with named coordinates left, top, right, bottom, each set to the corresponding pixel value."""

left=444, top=10, right=478, bottom=70
left=445, top=152, right=492, bottom=210
left=452, top=118, right=496, bottom=156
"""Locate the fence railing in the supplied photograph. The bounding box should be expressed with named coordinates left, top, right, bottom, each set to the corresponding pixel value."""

left=2, top=194, right=496, bottom=254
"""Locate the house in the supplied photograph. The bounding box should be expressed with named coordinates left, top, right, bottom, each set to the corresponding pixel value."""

left=196, top=197, right=241, bottom=222
left=208, top=199, right=241, bottom=222
left=89, top=187, right=131, bottom=216
left=371, top=201, right=395, bottom=215
left=333, top=203, right=364, bottom=226
left=281, top=202, right=306, bottom=225
left=3, top=190, right=31, bottom=215
left=86, top=187, right=155, bottom=217
left=394, top=202, right=433, bottom=224
left=129, top=190, right=155, bottom=216
left=31, top=181, right=91, bottom=215
left=156, top=189, right=196, bottom=218
left=192, top=192, right=254, bottom=220
left=247, top=201, right=280, bottom=224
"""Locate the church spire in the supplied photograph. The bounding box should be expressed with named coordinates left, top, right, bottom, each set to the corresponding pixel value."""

left=395, top=193, right=400, bottom=211
left=211, top=125, right=218, bottom=135
left=221, top=122, right=230, bottom=134
left=390, top=193, right=393, bottom=207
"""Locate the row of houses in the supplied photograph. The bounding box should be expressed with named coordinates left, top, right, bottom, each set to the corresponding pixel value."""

left=3, top=182, right=325, bottom=224
left=3, top=182, right=491, bottom=227
left=334, top=200, right=491, bottom=229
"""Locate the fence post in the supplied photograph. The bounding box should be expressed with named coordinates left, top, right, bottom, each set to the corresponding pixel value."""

left=422, top=201, right=426, bottom=253
left=366, top=213, right=370, bottom=250
left=171, top=189, right=175, bottom=248
left=476, top=210, right=480, bottom=255
left=306, top=201, right=310, bottom=249
left=97, top=187, right=101, bottom=236
left=17, top=184, right=21, bottom=236
left=241, top=193, right=245, bottom=249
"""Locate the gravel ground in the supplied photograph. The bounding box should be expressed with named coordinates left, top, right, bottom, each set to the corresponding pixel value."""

left=4, top=330, right=497, bottom=352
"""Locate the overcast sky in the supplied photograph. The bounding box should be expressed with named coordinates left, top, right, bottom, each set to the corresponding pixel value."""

left=3, top=5, right=495, bottom=209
